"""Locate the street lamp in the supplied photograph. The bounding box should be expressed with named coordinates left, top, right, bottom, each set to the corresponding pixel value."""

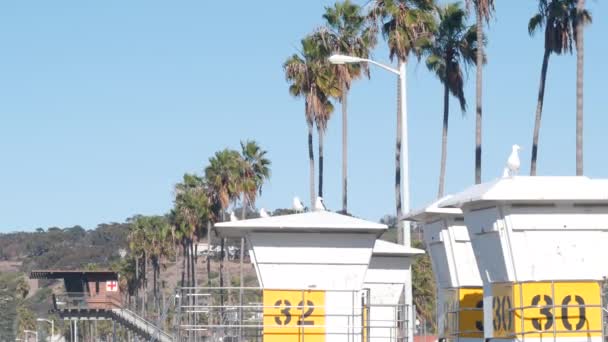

left=23, top=330, right=37, bottom=342
left=37, top=318, right=54, bottom=342
left=329, top=53, right=410, bottom=246
left=330, top=53, right=413, bottom=342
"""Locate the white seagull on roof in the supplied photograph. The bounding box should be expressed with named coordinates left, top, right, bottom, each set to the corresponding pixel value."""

left=506, top=144, right=521, bottom=177
left=292, top=196, right=305, bottom=212
left=259, top=208, right=270, bottom=218
left=314, top=196, right=327, bottom=211
left=229, top=211, right=238, bottom=222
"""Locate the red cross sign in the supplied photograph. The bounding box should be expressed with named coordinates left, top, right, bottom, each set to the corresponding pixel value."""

left=106, top=280, right=118, bottom=292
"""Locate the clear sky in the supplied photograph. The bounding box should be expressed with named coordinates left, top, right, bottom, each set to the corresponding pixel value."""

left=0, top=1, right=606, bottom=232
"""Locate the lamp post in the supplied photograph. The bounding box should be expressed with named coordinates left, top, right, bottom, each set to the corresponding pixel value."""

left=36, top=318, right=54, bottom=342
left=328, top=54, right=411, bottom=247
left=329, top=53, right=413, bottom=342
left=23, top=330, right=37, bottom=342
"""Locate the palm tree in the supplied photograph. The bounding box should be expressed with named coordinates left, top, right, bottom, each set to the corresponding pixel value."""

left=425, top=3, right=481, bottom=198
left=321, top=0, right=375, bottom=213
left=127, top=216, right=146, bottom=315
left=284, top=35, right=336, bottom=206
left=205, top=149, right=243, bottom=311
left=528, top=0, right=590, bottom=175
left=575, top=0, right=591, bottom=175
left=240, top=140, right=272, bottom=214
left=173, top=173, right=209, bottom=338
left=238, top=140, right=271, bottom=339
left=368, top=0, right=436, bottom=244
left=465, top=0, right=494, bottom=184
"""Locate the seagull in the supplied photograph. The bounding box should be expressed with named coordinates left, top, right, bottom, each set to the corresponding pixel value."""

left=314, top=196, right=327, bottom=211
left=292, top=196, right=305, bottom=212
left=229, top=211, right=238, bottom=222
left=259, top=208, right=270, bottom=218
left=506, top=144, right=521, bottom=177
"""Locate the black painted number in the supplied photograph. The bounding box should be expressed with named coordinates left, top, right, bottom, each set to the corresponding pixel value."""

left=297, top=300, right=315, bottom=326
left=561, top=295, right=586, bottom=331
left=274, top=299, right=292, bottom=325
left=475, top=300, right=484, bottom=332
left=528, top=294, right=587, bottom=331
left=274, top=299, right=316, bottom=326
left=493, top=296, right=513, bottom=332
left=531, top=295, right=553, bottom=331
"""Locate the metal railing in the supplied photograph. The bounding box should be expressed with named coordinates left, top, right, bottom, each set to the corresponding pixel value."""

left=52, top=292, right=122, bottom=311
left=174, top=286, right=411, bottom=342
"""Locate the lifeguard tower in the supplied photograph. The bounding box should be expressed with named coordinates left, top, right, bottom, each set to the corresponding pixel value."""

left=215, top=210, right=387, bottom=342
left=439, top=176, right=608, bottom=342
left=30, top=269, right=172, bottom=342
left=363, top=240, right=424, bottom=341
left=406, top=199, right=483, bottom=342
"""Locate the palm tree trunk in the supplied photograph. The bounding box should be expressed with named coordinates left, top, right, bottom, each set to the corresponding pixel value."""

left=239, top=236, right=245, bottom=342
left=220, top=237, right=225, bottom=297
left=438, top=81, right=450, bottom=198
left=190, top=240, right=196, bottom=290
left=220, top=237, right=226, bottom=327
left=475, top=7, right=483, bottom=184
left=206, top=222, right=212, bottom=288
left=153, top=261, right=158, bottom=314
left=576, top=0, right=585, bottom=175
left=142, top=253, right=147, bottom=317
left=318, top=128, right=324, bottom=198
left=396, top=60, right=404, bottom=245
left=308, top=121, right=316, bottom=208
left=238, top=201, right=246, bottom=341
left=135, top=257, right=139, bottom=313
left=341, top=82, right=348, bottom=214
left=530, top=49, right=551, bottom=176
left=181, top=242, right=186, bottom=288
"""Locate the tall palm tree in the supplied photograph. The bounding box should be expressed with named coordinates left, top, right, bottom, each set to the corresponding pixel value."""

left=528, top=0, right=590, bottom=175
left=321, top=0, right=375, bottom=213
left=240, top=140, right=272, bottom=212
left=368, top=0, right=436, bottom=244
left=575, top=0, right=591, bottom=175
left=205, top=149, right=242, bottom=311
left=284, top=35, right=336, bottom=206
left=465, top=0, right=493, bottom=184
left=173, top=173, right=209, bottom=337
left=127, top=216, right=146, bottom=315
left=238, top=140, right=271, bottom=339
left=425, top=3, right=481, bottom=198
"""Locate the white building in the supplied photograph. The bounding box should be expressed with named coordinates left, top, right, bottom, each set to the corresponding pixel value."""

left=439, top=176, right=608, bottom=342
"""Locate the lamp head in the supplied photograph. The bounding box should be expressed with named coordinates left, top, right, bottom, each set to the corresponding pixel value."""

left=328, top=54, right=363, bottom=65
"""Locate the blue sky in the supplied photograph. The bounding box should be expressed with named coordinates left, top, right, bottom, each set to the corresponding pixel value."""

left=0, top=1, right=606, bottom=232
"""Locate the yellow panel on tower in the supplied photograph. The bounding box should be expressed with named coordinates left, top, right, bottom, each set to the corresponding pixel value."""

left=491, top=281, right=602, bottom=339
left=263, top=289, right=326, bottom=342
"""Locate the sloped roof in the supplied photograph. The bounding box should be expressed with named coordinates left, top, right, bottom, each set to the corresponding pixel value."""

left=439, top=176, right=608, bottom=208
left=30, top=270, right=118, bottom=280
left=215, top=210, right=387, bottom=237
left=404, top=196, right=462, bottom=222
left=372, top=240, right=424, bottom=256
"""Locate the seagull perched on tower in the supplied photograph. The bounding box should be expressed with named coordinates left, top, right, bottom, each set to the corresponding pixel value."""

left=229, top=211, right=238, bottom=222
left=314, top=197, right=327, bottom=211
left=259, top=208, right=270, bottom=218
left=292, top=197, right=305, bottom=212
left=506, top=144, right=521, bottom=177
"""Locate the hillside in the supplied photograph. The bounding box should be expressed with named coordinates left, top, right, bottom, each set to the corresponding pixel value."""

left=0, top=216, right=436, bottom=339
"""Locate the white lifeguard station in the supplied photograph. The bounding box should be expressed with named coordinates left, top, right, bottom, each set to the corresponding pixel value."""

left=363, top=240, right=424, bottom=342
left=406, top=199, right=483, bottom=342
left=215, top=210, right=387, bottom=342
left=439, top=176, right=608, bottom=342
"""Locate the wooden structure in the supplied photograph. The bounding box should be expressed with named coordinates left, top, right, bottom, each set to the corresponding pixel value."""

left=30, top=269, right=121, bottom=309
